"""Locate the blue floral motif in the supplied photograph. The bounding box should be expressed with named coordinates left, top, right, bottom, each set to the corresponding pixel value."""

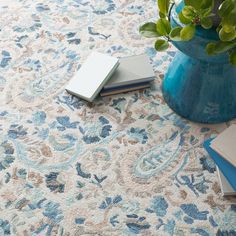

left=126, top=216, right=151, bottom=234
left=75, top=217, right=85, bottom=224
left=17, top=169, right=27, bottom=179
left=216, top=230, right=236, bottom=236
left=66, top=50, right=79, bottom=60
left=36, top=127, right=49, bottom=140
left=110, top=215, right=119, bottom=227
left=43, top=201, right=64, bottom=223
left=15, top=198, right=29, bottom=209
left=13, top=14, right=42, bottom=32
left=79, top=116, right=112, bottom=144
left=175, top=173, right=211, bottom=196
left=209, top=215, right=218, bottom=227
left=200, top=156, right=216, bottom=173
left=45, top=172, right=65, bottom=193
left=31, top=111, right=46, bottom=125
left=5, top=172, right=11, bottom=183
left=164, top=219, right=176, bottom=235
left=68, top=38, right=81, bottom=45
left=23, top=59, right=42, bottom=71
left=150, top=196, right=168, bottom=217
left=92, top=174, right=107, bottom=187
left=0, top=111, right=8, bottom=116
left=88, top=26, right=111, bottom=39
left=127, top=5, right=144, bottom=15
left=72, top=0, right=89, bottom=6
left=36, top=3, right=50, bottom=12
left=76, top=162, right=91, bottom=179
left=56, top=95, right=85, bottom=111
left=0, top=219, right=10, bottom=235
left=180, top=204, right=208, bottom=220
left=51, top=116, right=79, bottom=131
left=8, top=124, right=27, bottom=139
left=191, top=228, right=210, bottom=236
left=49, top=134, right=77, bottom=151
left=15, top=35, right=29, bottom=48
left=99, top=195, right=122, bottom=209
left=0, top=51, right=11, bottom=68
left=126, top=222, right=151, bottom=234
left=66, top=32, right=81, bottom=44
left=111, top=98, right=126, bottom=113
left=127, top=127, right=148, bottom=144
left=92, top=0, right=116, bottom=14
left=184, top=216, right=194, bottom=224
left=145, top=47, right=157, bottom=58
left=0, top=141, right=15, bottom=171
left=32, top=201, right=64, bottom=235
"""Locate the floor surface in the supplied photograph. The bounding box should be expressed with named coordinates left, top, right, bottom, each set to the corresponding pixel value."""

left=0, top=0, right=236, bottom=235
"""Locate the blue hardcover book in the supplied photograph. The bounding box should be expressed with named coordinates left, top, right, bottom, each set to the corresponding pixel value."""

left=100, top=82, right=150, bottom=96
left=203, top=138, right=236, bottom=192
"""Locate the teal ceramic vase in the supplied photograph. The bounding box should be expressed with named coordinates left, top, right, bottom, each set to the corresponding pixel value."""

left=162, top=4, right=236, bottom=124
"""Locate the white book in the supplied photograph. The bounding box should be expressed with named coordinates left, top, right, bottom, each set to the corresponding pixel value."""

left=66, top=52, right=119, bottom=102
left=103, top=54, right=155, bottom=89
left=210, top=124, right=236, bottom=168
left=216, top=167, right=236, bottom=196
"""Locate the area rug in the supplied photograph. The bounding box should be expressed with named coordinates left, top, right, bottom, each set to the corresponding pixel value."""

left=0, top=0, right=236, bottom=235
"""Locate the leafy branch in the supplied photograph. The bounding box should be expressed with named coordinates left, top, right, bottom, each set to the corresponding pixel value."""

left=139, top=0, right=236, bottom=66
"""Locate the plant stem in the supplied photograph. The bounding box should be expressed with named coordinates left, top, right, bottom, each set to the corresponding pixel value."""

left=168, top=3, right=175, bottom=22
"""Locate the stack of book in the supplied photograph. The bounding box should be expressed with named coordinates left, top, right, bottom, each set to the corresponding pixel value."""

left=204, top=124, right=236, bottom=196
left=66, top=52, right=155, bottom=102
left=100, top=54, right=155, bottom=96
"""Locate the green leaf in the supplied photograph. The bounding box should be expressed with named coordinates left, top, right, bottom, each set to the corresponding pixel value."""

left=200, top=0, right=213, bottom=9
left=206, top=41, right=236, bottom=55
left=159, top=12, right=166, bottom=18
left=182, top=6, right=196, bottom=20
left=180, top=24, right=196, bottom=41
left=206, top=43, right=216, bottom=55
left=178, top=12, right=192, bottom=24
left=156, top=18, right=171, bottom=36
left=200, top=7, right=214, bottom=17
left=218, top=0, right=234, bottom=18
left=154, top=39, right=169, bottom=51
left=229, top=49, right=236, bottom=66
left=222, top=25, right=235, bottom=33
left=169, top=27, right=182, bottom=41
left=139, top=22, right=161, bottom=38
left=214, top=41, right=236, bottom=53
left=216, top=25, right=221, bottom=33
left=201, top=17, right=213, bottom=29
left=157, top=0, right=170, bottom=17
left=222, top=11, right=236, bottom=26
left=184, top=0, right=202, bottom=10
left=219, top=27, right=236, bottom=41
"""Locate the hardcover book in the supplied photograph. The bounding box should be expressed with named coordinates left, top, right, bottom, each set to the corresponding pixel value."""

left=103, top=54, right=155, bottom=89
left=66, top=52, right=119, bottom=102
left=217, top=167, right=236, bottom=196
left=100, top=82, right=150, bottom=96
left=203, top=138, right=236, bottom=192
left=210, top=124, right=236, bottom=168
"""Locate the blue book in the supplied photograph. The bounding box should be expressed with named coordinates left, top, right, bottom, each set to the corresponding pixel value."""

left=100, top=82, right=150, bottom=96
left=203, top=138, right=236, bottom=192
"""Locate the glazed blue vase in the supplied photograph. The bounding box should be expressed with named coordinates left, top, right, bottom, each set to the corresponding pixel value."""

left=162, top=3, right=236, bottom=123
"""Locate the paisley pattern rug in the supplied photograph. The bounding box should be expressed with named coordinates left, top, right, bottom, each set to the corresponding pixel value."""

left=0, top=0, right=236, bottom=235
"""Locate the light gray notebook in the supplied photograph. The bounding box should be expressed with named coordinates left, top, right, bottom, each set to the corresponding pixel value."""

left=210, top=124, right=236, bottom=168
left=103, top=54, right=155, bottom=89
left=217, top=167, right=236, bottom=196
left=66, top=52, right=119, bottom=102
